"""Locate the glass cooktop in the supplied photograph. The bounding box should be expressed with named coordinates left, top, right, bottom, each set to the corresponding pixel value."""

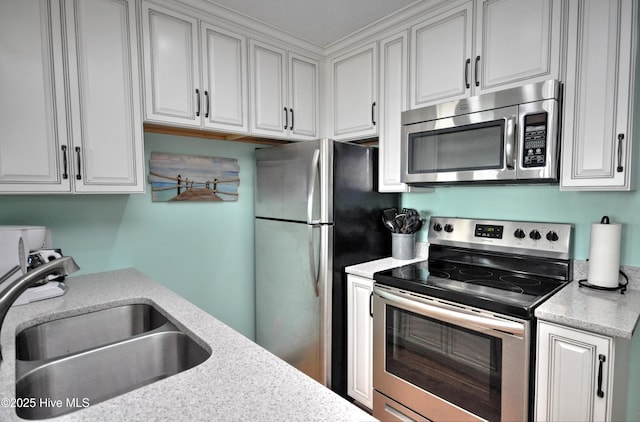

left=374, top=259, right=570, bottom=319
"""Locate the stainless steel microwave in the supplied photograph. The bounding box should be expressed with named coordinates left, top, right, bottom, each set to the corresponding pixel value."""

left=401, top=80, right=561, bottom=185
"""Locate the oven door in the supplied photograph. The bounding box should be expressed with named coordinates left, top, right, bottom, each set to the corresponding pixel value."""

left=373, top=284, right=530, bottom=422
left=401, top=106, right=518, bottom=185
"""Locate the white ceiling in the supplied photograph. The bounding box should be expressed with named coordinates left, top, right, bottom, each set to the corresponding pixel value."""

left=206, top=0, right=421, bottom=48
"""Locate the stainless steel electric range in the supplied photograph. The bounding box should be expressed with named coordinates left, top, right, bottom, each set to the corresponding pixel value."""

left=372, top=217, right=572, bottom=422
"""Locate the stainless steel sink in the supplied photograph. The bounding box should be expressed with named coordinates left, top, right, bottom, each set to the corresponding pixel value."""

left=16, top=303, right=169, bottom=360
left=14, top=303, right=211, bottom=419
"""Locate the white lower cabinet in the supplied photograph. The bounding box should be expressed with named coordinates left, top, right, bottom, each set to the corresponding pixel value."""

left=535, top=321, right=634, bottom=421
left=0, top=0, right=144, bottom=194
left=347, top=274, right=374, bottom=409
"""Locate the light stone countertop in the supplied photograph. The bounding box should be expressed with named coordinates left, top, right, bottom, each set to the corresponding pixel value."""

left=0, top=268, right=376, bottom=421
left=345, top=242, right=428, bottom=279
left=535, top=261, right=640, bottom=339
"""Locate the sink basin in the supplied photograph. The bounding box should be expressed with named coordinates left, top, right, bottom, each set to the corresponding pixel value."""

left=14, top=303, right=211, bottom=419
left=16, top=303, right=169, bottom=360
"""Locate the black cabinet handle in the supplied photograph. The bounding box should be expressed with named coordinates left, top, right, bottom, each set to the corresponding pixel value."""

left=597, top=354, right=606, bottom=398
left=204, top=91, right=210, bottom=119
left=283, top=107, right=288, bottom=130
left=290, top=108, right=294, bottom=130
left=371, top=102, right=376, bottom=126
left=75, top=147, right=82, bottom=180
left=369, top=292, right=373, bottom=317
left=61, top=145, right=68, bottom=180
left=475, top=56, right=480, bottom=87
left=617, top=134, right=624, bottom=172
left=465, top=58, right=471, bottom=89
left=195, top=89, right=200, bottom=117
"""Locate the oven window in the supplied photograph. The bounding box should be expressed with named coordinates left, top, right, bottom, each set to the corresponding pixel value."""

left=408, top=120, right=504, bottom=173
left=385, top=305, right=502, bottom=421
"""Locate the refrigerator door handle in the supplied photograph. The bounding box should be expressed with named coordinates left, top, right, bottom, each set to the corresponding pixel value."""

left=307, top=148, right=320, bottom=225
left=308, top=225, right=320, bottom=297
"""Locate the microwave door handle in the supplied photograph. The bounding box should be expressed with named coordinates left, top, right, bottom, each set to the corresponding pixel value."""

left=505, top=116, right=517, bottom=170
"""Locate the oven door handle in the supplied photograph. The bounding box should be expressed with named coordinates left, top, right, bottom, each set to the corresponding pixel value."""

left=375, top=287, right=524, bottom=337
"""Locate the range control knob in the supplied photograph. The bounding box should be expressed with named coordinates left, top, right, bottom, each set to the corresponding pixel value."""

left=546, top=231, right=559, bottom=242
left=433, top=223, right=443, bottom=232
left=529, top=229, right=541, bottom=240
left=514, top=228, right=526, bottom=239
left=444, top=224, right=454, bottom=233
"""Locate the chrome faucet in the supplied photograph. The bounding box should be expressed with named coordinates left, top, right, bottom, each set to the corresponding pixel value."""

left=0, top=256, right=80, bottom=361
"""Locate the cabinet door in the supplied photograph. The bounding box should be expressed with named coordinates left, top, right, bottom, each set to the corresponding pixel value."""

left=410, top=2, right=473, bottom=108
left=65, top=0, right=144, bottom=193
left=347, top=274, right=374, bottom=409
left=474, top=0, right=562, bottom=92
left=201, top=23, right=248, bottom=133
left=288, top=53, right=318, bottom=141
left=249, top=39, right=287, bottom=138
left=331, top=42, right=378, bottom=140
left=141, top=2, right=200, bottom=126
left=561, top=0, right=636, bottom=191
left=0, top=0, right=71, bottom=193
left=536, top=322, right=612, bottom=422
left=379, top=31, right=410, bottom=192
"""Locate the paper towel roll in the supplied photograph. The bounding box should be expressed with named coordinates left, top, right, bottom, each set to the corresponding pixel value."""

left=588, top=220, right=622, bottom=288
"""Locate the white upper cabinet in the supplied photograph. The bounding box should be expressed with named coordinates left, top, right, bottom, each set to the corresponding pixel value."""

left=142, top=3, right=200, bottom=126
left=0, top=0, right=144, bottom=194
left=379, top=31, right=413, bottom=193
left=141, top=2, right=249, bottom=133
left=330, top=42, right=378, bottom=141
left=249, top=40, right=318, bottom=140
left=561, top=0, right=636, bottom=191
left=475, top=0, right=562, bottom=92
left=249, top=40, right=287, bottom=138
left=65, top=0, right=144, bottom=193
left=0, top=0, right=70, bottom=192
left=288, top=53, right=319, bottom=140
left=410, top=3, right=473, bottom=108
left=410, top=0, right=563, bottom=109
left=201, top=24, right=249, bottom=133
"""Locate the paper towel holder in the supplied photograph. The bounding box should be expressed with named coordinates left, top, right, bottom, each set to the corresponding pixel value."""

left=578, top=270, right=628, bottom=294
left=578, top=215, right=628, bottom=294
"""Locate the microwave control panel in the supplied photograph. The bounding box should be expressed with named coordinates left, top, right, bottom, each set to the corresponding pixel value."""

left=522, top=112, right=548, bottom=168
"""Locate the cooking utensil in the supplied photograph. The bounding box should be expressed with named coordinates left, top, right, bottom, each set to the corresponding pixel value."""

left=405, top=218, right=424, bottom=234
left=382, top=208, right=399, bottom=233
left=394, top=213, right=407, bottom=232
left=382, top=215, right=397, bottom=232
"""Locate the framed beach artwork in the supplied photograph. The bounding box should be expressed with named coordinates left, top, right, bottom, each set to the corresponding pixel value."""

left=149, top=152, right=239, bottom=202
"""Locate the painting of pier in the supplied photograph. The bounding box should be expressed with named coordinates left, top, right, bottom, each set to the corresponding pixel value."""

left=149, top=152, right=239, bottom=202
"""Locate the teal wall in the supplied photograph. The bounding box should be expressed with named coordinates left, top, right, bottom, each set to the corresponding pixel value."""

left=402, top=183, right=640, bottom=266
left=2, top=132, right=640, bottom=341
left=0, top=133, right=258, bottom=339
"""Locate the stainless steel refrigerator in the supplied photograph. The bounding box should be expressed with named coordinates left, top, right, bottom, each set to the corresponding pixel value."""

left=255, top=138, right=398, bottom=398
